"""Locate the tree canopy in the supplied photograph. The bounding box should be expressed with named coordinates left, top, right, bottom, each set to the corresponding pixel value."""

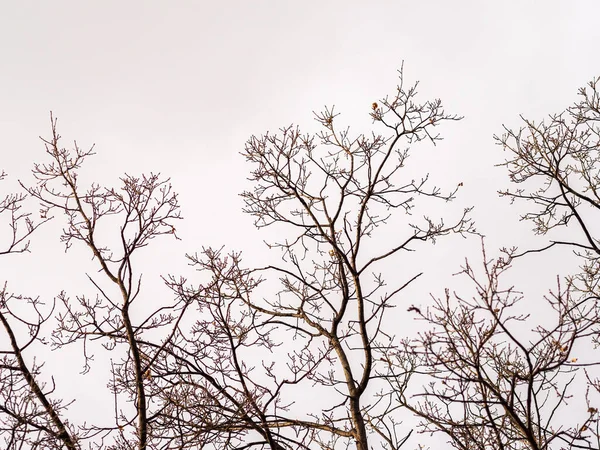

left=2, top=71, right=600, bottom=450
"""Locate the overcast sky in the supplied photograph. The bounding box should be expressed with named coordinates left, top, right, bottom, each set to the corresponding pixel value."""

left=2, top=1, right=600, bottom=447
left=3, top=2, right=600, bottom=248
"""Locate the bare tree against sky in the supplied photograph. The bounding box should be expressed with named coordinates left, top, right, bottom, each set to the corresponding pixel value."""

left=496, top=76, right=600, bottom=297
left=17, top=118, right=301, bottom=450
left=0, top=171, right=70, bottom=448
left=21, top=116, right=184, bottom=449
left=0, top=70, right=474, bottom=450
left=165, top=69, right=474, bottom=449
left=396, top=77, right=600, bottom=450
left=5, top=71, right=600, bottom=450
left=401, top=242, right=600, bottom=449
left=498, top=76, right=600, bottom=438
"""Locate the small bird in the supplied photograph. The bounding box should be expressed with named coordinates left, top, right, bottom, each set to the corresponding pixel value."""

left=407, top=306, right=421, bottom=314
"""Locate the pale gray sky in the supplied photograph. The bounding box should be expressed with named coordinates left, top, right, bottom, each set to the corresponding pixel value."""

left=3, top=1, right=599, bottom=249
left=2, top=1, right=600, bottom=447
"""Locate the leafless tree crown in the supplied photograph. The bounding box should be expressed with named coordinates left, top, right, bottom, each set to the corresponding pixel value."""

left=2, top=73, right=600, bottom=450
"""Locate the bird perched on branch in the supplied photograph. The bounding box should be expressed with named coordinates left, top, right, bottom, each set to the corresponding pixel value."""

left=407, top=306, right=421, bottom=314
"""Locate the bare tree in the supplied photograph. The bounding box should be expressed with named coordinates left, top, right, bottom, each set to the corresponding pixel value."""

left=8, top=115, right=296, bottom=450
left=498, top=76, right=600, bottom=443
left=18, top=116, right=186, bottom=449
left=0, top=171, right=71, bottom=449
left=398, top=76, right=600, bottom=450
left=401, top=242, right=600, bottom=449
left=1, top=69, right=473, bottom=450
left=163, top=68, right=474, bottom=449
left=496, top=76, right=600, bottom=295
left=0, top=169, right=45, bottom=256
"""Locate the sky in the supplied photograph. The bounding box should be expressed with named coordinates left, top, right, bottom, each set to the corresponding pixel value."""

left=2, top=1, right=600, bottom=447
